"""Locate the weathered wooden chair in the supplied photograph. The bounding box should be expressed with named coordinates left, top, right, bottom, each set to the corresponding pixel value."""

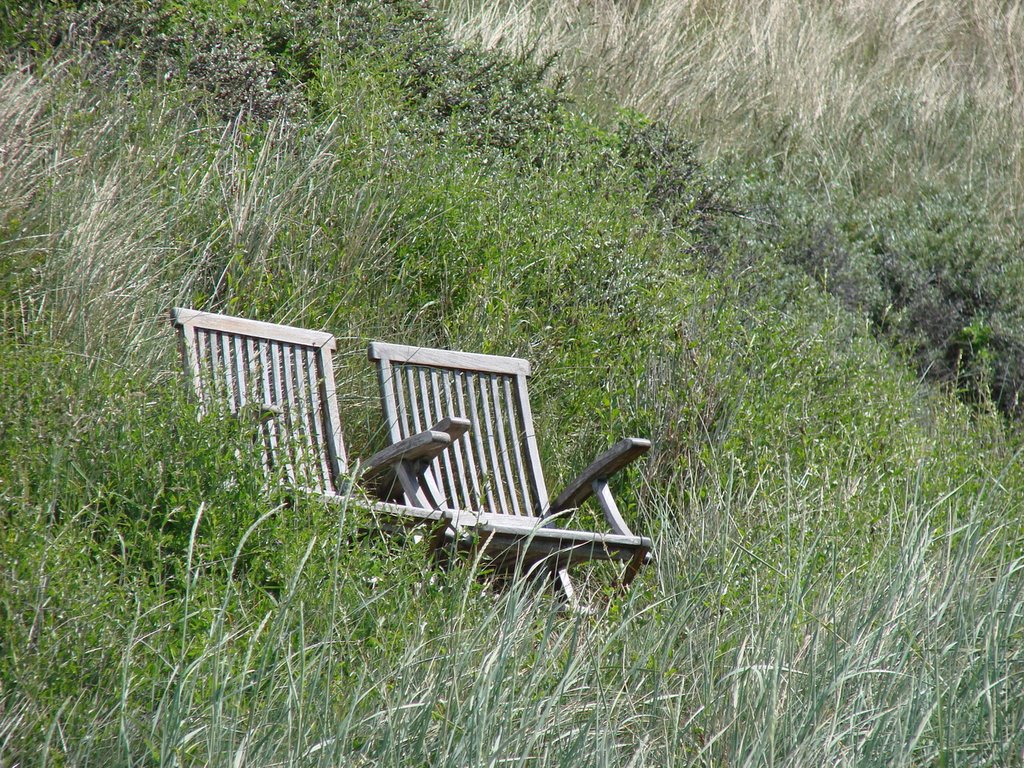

left=367, top=342, right=653, bottom=602
left=170, top=308, right=469, bottom=539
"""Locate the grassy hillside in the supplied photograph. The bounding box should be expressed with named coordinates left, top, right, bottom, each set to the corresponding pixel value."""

left=444, top=0, right=1024, bottom=416
left=2, top=1, right=1023, bottom=764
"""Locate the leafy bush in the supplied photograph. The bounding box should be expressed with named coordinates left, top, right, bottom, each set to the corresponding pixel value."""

left=327, top=0, right=566, bottom=152
left=616, top=110, right=727, bottom=234
left=733, top=167, right=1024, bottom=416
left=3, top=0, right=307, bottom=119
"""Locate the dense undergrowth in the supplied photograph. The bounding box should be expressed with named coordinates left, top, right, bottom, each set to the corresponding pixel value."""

left=2, top=1, right=1023, bottom=765
left=444, top=0, right=1024, bottom=417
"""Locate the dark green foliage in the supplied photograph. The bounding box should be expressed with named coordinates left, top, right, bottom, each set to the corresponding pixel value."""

left=3, top=0, right=308, bottom=119
left=616, top=110, right=728, bottom=234
left=734, top=167, right=1024, bottom=416
left=328, top=0, right=565, bottom=152
left=3, top=0, right=566, bottom=148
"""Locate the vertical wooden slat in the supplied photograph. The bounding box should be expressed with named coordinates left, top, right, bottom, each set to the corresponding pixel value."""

left=413, top=365, right=432, bottom=435
left=179, top=324, right=206, bottom=410
left=489, top=374, right=523, bottom=516
left=393, top=364, right=414, bottom=441
left=216, top=332, right=232, bottom=409
left=254, top=337, right=275, bottom=475
left=478, top=373, right=511, bottom=515
left=514, top=373, right=549, bottom=515
left=195, top=330, right=209, bottom=404
left=301, top=346, right=323, bottom=492
left=207, top=332, right=222, bottom=412
left=209, top=330, right=225, bottom=407
left=272, top=339, right=296, bottom=483
left=209, top=332, right=226, bottom=410
left=257, top=338, right=278, bottom=475
left=245, top=336, right=270, bottom=474
left=200, top=330, right=218, bottom=406
left=317, top=343, right=346, bottom=492
left=416, top=367, right=434, bottom=426
left=432, top=370, right=464, bottom=512
left=465, top=372, right=497, bottom=513
left=303, top=346, right=331, bottom=494
left=274, top=342, right=294, bottom=487
left=453, top=370, right=483, bottom=510
left=219, top=331, right=238, bottom=413
left=375, top=358, right=403, bottom=445
left=242, top=336, right=256, bottom=406
left=416, top=366, right=452, bottom=506
left=297, top=345, right=319, bottom=492
left=200, top=330, right=221, bottom=407
left=404, top=366, right=424, bottom=435
left=221, top=331, right=234, bottom=411
left=438, top=368, right=471, bottom=509
left=231, top=334, right=247, bottom=411
left=291, top=344, right=316, bottom=491
left=503, top=376, right=533, bottom=517
left=244, top=336, right=258, bottom=404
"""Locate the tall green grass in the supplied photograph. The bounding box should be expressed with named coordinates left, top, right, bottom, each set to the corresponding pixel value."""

left=2, top=2, right=1024, bottom=764
left=5, top=416, right=1022, bottom=764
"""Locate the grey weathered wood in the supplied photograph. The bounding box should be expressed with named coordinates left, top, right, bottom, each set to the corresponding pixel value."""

left=173, top=307, right=335, bottom=350
left=429, top=416, right=471, bottom=444
left=548, top=438, right=651, bottom=515
left=451, top=374, right=476, bottom=506
left=504, top=376, right=532, bottom=518
left=305, top=346, right=332, bottom=493
left=363, top=429, right=457, bottom=511
left=490, top=374, right=522, bottom=517
left=592, top=479, right=631, bottom=536
left=363, top=428, right=454, bottom=474
left=513, top=372, right=548, bottom=515
left=268, top=340, right=295, bottom=484
left=464, top=371, right=498, bottom=514
left=171, top=308, right=468, bottom=542
left=369, top=341, right=530, bottom=377
left=428, top=369, right=457, bottom=506
left=367, top=340, right=654, bottom=600
left=375, top=357, right=401, bottom=443
left=414, top=366, right=444, bottom=503
left=479, top=373, right=512, bottom=516
left=461, top=514, right=653, bottom=567
left=453, top=370, right=483, bottom=510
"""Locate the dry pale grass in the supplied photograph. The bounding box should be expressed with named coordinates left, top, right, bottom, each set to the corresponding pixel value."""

left=441, top=0, right=1024, bottom=212
left=0, top=64, right=387, bottom=368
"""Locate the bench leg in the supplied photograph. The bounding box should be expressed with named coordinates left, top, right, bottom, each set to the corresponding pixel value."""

left=621, top=547, right=647, bottom=589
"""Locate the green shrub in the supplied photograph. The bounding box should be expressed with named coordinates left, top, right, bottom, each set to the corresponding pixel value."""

left=731, top=165, right=1024, bottom=416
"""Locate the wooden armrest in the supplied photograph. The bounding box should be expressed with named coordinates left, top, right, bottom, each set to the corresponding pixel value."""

left=548, top=437, right=651, bottom=514
left=361, top=429, right=452, bottom=482
left=429, top=416, right=471, bottom=443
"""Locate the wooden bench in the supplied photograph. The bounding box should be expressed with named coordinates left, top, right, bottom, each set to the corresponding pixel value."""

left=367, top=341, right=653, bottom=602
left=170, top=308, right=469, bottom=538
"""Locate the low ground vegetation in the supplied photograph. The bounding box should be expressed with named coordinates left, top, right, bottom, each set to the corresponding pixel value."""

left=2, top=1, right=1023, bottom=764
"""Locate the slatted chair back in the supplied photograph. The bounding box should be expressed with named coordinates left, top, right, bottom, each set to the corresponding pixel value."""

left=368, top=342, right=549, bottom=518
left=172, top=308, right=346, bottom=496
